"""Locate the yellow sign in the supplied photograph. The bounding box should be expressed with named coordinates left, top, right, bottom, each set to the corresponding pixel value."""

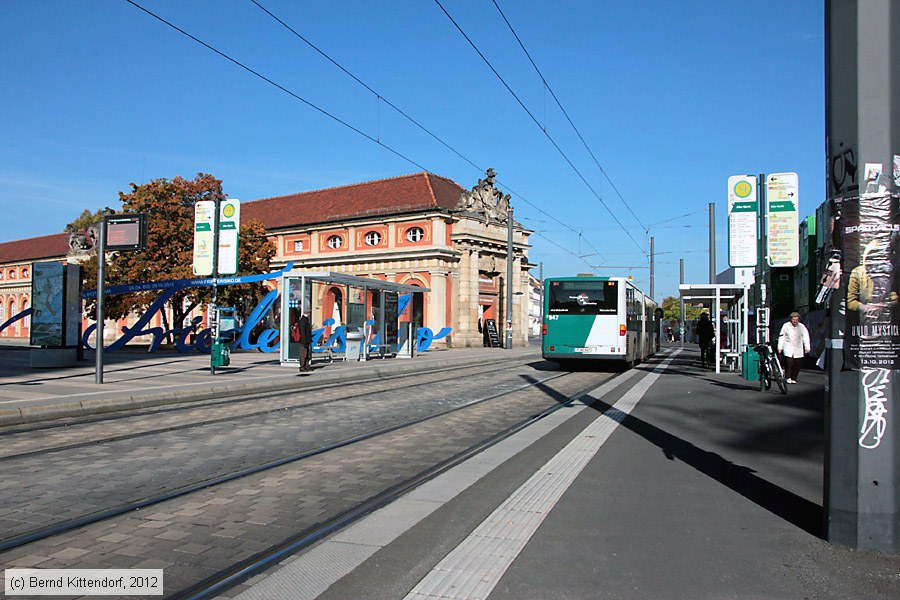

left=734, top=180, right=753, bottom=198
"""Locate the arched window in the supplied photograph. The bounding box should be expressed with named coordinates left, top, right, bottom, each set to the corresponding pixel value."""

left=327, top=235, right=343, bottom=249
left=22, top=301, right=29, bottom=328
left=21, top=267, right=29, bottom=279
left=365, top=231, right=382, bottom=246
left=406, top=227, right=425, bottom=243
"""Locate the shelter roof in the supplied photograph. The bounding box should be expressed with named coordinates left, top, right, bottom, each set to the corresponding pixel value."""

left=243, top=172, right=465, bottom=229
left=0, top=233, right=69, bottom=264
left=286, top=270, right=429, bottom=294
left=679, top=283, right=748, bottom=308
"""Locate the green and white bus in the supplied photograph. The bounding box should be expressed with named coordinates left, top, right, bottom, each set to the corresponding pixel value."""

left=542, top=276, right=660, bottom=368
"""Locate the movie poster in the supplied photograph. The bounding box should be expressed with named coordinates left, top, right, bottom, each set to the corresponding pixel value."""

left=842, top=191, right=900, bottom=368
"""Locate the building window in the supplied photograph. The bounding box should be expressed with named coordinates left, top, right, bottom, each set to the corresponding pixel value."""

left=406, top=227, right=425, bottom=243
left=327, top=235, right=343, bottom=249
left=365, top=231, right=382, bottom=246
left=8, top=270, right=15, bottom=279
left=293, top=240, right=304, bottom=252
left=21, top=268, right=28, bottom=278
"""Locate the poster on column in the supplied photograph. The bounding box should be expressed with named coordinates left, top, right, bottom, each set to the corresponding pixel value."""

left=842, top=191, right=900, bottom=369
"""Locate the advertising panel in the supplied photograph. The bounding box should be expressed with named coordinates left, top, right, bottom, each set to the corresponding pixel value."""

left=30, top=262, right=65, bottom=347
left=842, top=192, right=900, bottom=369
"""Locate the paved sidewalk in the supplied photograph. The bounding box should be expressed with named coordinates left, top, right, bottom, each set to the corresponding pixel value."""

left=231, top=344, right=900, bottom=600
left=0, top=343, right=532, bottom=426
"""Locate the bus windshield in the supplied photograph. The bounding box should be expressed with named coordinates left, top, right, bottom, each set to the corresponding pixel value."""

left=548, top=280, right=618, bottom=315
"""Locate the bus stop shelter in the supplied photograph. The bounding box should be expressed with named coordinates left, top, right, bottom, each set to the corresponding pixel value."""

left=679, top=283, right=751, bottom=374
left=280, top=271, right=429, bottom=366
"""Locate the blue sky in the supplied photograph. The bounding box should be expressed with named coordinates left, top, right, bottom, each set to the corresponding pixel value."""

left=1, top=0, right=824, bottom=301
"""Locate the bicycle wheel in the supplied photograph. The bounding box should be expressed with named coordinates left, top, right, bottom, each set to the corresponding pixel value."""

left=758, top=360, right=766, bottom=392
left=770, top=356, right=788, bottom=395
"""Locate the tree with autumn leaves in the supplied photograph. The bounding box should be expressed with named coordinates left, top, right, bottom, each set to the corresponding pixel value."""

left=78, top=173, right=275, bottom=343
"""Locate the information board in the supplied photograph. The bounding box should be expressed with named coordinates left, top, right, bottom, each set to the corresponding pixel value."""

left=217, top=199, right=240, bottom=275
left=30, top=262, right=65, bottom=347
left=485, top=319, right=501, bottom=347
left=727, top=175, right=758, bottom=267
left=193, top=201, right=215, bottom=276
left=105, top=213, right=147, bottom=251
left=766, top=172, right=800, bottom=267
left=383, top=293, right=399, bottom=349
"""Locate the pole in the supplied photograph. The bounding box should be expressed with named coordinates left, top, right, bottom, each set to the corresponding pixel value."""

left=210, top=197, right=221, bottom=375
left=679, top=258, right=685, bottom=349
left=539, top=261, right=544, bottom=325
left=95, top=218, right=106, bottom=384
left=649, top=236, right=655, bottom=300
left=825, top=0, right=900, bottom=551
left=708, top=202, right=716, bottom=283
left=506, top=206, right=514, bottom=350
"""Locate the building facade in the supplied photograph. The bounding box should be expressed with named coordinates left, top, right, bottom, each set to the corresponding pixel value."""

left=0, top=171, right=534, bottom=349
left=244, top=171, right=533, bottom=348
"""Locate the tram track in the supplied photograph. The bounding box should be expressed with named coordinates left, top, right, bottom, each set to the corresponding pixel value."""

left=0, top=358, right=534, bottom=461
left=0, top=368, right=584, bottom=554
left=177, top=374, right=611, bottom=600
left=0, top=358, right=646, bottom=600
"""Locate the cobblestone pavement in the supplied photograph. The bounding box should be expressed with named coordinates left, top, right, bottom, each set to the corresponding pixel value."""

left=0, top=367, right=612, bottom=597
left=0, top=362, right=569, bottom=544
left=0, top=361, right=511, bottom=459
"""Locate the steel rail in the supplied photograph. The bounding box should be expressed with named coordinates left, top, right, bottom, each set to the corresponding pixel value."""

left=0, top=359, right=529, bottom=461
left=0, top=369, right=577, bottom=554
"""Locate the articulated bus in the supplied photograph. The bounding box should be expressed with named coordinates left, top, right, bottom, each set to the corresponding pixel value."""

left=542, top=276, right=660, bottom=368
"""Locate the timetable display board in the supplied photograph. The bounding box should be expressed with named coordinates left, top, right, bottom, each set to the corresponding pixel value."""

left=727, top=175, right=758, bottom=267
left=766, top=172, right=799, bottom=267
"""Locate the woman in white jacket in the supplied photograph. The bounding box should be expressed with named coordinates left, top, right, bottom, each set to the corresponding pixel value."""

left=778, top=311, right=811, bottom=384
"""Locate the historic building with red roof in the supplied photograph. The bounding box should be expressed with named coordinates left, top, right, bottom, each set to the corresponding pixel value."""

left=0, top=170, right=533, bottom=349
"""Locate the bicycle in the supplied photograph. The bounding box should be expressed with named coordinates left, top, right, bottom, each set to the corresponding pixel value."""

left=754, top=342, right=787, bottom=394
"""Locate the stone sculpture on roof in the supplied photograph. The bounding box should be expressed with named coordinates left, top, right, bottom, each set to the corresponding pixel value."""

left=457, top=168, right=511, bottom=222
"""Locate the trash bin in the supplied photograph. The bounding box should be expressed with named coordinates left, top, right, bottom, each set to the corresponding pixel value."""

left=345, top=332, right=364, bottom=361
left=211, top=341, right=231, bottom=367
left=742, top=347, right=759, bottom=381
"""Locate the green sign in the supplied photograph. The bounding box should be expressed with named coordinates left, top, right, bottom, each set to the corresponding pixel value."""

left=766, top=172, right=799, bottom=267
left=727, top=175, right=758, bottom=267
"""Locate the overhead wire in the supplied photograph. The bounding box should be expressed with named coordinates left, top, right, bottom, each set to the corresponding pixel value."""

left=246, top=0, right=607, bottom=264
left=490, top=0, right=646, bottom=232
left=123, top=0, right=614, bottom=268
left=122, top=0, right=432, bottom=174
left=433, top=0, right=647, bottom=256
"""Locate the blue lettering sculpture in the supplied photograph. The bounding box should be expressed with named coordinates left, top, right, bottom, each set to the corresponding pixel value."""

left=63, top=275, right=453, bottom=354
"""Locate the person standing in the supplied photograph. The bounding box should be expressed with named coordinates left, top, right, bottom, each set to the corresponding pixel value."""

left=695, top=312, right=715, bottom=367
left=777, top=311, right=811, bottom=384
left=298, top=309, right=313, bottom=372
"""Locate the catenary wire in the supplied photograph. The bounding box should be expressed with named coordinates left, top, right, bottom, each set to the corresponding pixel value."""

left=433, top=0, right=647, bottom=256
left=248, top=0, right=607, bottom=264
left=490, top=0, right=646, bottom=232
left=125, top=1, right=607, bottom=269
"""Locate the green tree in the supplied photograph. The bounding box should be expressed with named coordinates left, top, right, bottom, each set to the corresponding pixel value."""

left=661, top=295, right=703, bottom=322
left=81, top=173, right=275, bottom=343
left=65, top=208, right=107, bottom=234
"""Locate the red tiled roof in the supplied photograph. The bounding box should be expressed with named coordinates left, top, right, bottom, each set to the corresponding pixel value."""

left=0, top=233, right=69, bottom=263
left=242, top=172, right=465, bottom=229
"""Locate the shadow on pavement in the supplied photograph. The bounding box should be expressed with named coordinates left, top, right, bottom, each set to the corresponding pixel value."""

left=584, top=392, right=824, bottom=538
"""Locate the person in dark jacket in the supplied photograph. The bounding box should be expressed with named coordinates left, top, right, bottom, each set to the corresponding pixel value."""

left=297, top=309, right=313, bottom=372
left=695, top=312, right=715, bottom=367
